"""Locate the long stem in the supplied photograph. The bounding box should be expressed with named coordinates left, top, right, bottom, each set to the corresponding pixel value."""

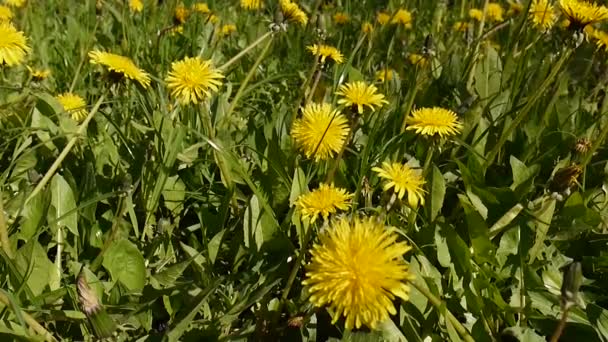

left=484, top=49, right=572, bottom=168
left=218, top=31, right=273, bottom=71
left=25, top=95, right=106, bottom=206
left=549, top=308, right=569, bottom=342
left=409, top=280, right=475, bottom=342
left=0, top=193, right=13, bottom=259
left=305, top=69, right=323, bottom=105
left=281, top=222, right=315, bottom=302
left=580, top=112, right=608, bottom=169
left=224, top=35, right=274, bottom=119
left=326, top=110, right=358, bottom=184
left=0, top=291, right=57, bottom=341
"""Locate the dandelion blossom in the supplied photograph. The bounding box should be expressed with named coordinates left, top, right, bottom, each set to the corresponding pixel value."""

left=336, top=81, right=388, bottom=114
left=391, top=9, right=413, bottom=28
left=529, top=0, right=556, bottom=30
left=559, top=0, right=608, bottom=28
left=174, top=3, right=189, bottom=24
left=57, top=93, right=88, bottom=122
left=27, top=66, right=50, bottom=81
left=220, top=24, right=237, bottom=36
left=507, top=0, right=524, bottom=15
left=193, top=3, right=210, bottom=14
left=590, top=28, right=608, bottom=50
left=296, top=183, right=353, bottom=223
left=88, top=50, right=151, bottom=88
left=333, top=12, right=349, bottom=24
left=0, top=5, right=13, bottom=21
left=303, top=216, right=414, bottom=330
left=375, top=68, right=395, bottom=82
left=307, top=44, right=344, bottom=64
left=486, top=3, right=505, bottom=22
left=406, top=107, right=463, bottom=138
left=129, top=0, right=143, bottom=12
left=373, top=162, right=426, bottom=207
left=408, top=53, right=428, bottom=67
left=291, top=103, right=349, bottom=162
left=470, top=8, right=483, bottom=21
left=3, top=0, right=24, bottom=7
left=453, top=21, right=469, bottom=31
left=377, top=11, right=391, bottom=25
left=280, top=0, right=308, bottom=26
left=362, top=21, right=374, bottom=34
left=165, top=56, right=223, bottom=104
left=241, top=0, right=262, bottom=10
left=0, top=22, right=30, bottom=66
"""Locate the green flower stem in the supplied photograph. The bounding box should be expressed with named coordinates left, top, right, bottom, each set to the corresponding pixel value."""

left=25, top=94, right=106, bottom=206
left=484, top=49, right=572, bottom=168
left=305, top=69, right=323, bottom=105
left=0, top=290, right=57, bottom=342
left=224, top=35, right=274, bottom=120
left=580, top=112, right=608, bottom=169
left=281, top=222, right=314, bottom=302
left=465, top=0, right=490, bottom=93
left=399, top=82, right=418, bottom=133
left=326, top=109, right=358, bottom=184
left=409, top=279, right=475, bottom=342
left=218, top=31, right=273, bottom=71
left=0, top=193, right=13, bottom=259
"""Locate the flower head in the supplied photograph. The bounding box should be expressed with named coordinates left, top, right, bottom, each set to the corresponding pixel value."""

left=507, top=0, right=524, bottom=15
left=406, top=107, right=463, bottom=138
left=408, top=53, right=428, bottom=67
left=0, top=22, right=30, bottom=66
left=220, top=24, right=236, bottom=36
left=129, top=0, right=143, bottom=12
left=280, top=0, right=308, bottom=26
left=3, top=0, right=24, bottom=7
left=336, top=81, right=388, bottom=114
left=291, top=103, right=349, bottom=162
left=27, top=66, right=50, bottom=81
left=590, top=28, right=608, bottom=50
left=373, top=162, right=426, bottom=207
left=453, top=21, right=470, bottom=31
left=470, top=8, right=483, bottom=21
left=391, top=8, right=413, bottom=28
left=559, top=0, right=608, bottom=28
left=165, top=56, right=223, bottom=104
left=241, top=0, right=262, bottom=10
left=377, top=11, right=390, bottom=25
left=529, top=0, right=556, bottom=30
left=362, top=21, right=374, bottom=34
left=375, top=67, right=395, bottom=82
left=333, top=12, right=349, bottom=24
left=88, top=50, right=151, bottom=88
left=296, top=183, right=353, bottom=223
left=307, top=44, right=344, bottom=64
left=193, top=3, right=211, bottom=14
left=486, top=3, right=505, bottom=22
left=174, top=3, right=189, bottom=25
left=303, top=216, right=413, bottom=330
left=0, top=5, right=13, bottom=21
left=57, top=93, right=87, bottom=122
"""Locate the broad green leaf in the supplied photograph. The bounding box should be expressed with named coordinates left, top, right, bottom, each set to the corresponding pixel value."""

left=587, top=304, right=608, bottom=340
left=162, top=175, right=186, bottom=213
left=458, top=195, right=496, bottom=264
left=50, top=174, right=78, bottom=236
left=102, top=239, right=146, bottom=292
left=15, top=241, right=55, bottom=296
left=31, top=108, right=58, bottom=152
left=19, top=189, right=47, bottom=241
left=151, top=259, right=192, bottom=289
left=429, top=164, right=446, bottom=222
left=502, top=327, right=545, bottom=342
left=528, top=197, right=556, bottom=264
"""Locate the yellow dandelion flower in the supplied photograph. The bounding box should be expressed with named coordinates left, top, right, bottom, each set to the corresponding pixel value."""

left=303, top=216, right=414, bottom=330
left=296, top=183, right=353, bottom=223
left=391, top=8, right=413, bottom=28
left=559, top=0, right=608, bottom=28
left=88, top=50, right=151, bottom=88
left=174, top=3, right=189, bottom=24
left=208, top=14, right=219, bottom=24
left=406, top=107, right=463, bottom=138
left=507, top=0, right=524, bottom=15
left=129, top=0, right=143, bottom=12
left=307, top=44, right=344, bottom=64
left=0, top=22, right=30, bottom=66
left=470, top=8, right=484, bottom=21
left=336, top=81, right=388, bottom=114
left=362, top=21, right=374, bottom=34
left=57, top=93, right=88, bottom=122
left=333, top=12, right=349, bottom=24
left=372, top=162, right=426, bottom=207
left=408, top=53, right=428, bottom=67
left=240, top=0, right=262, bottom=10
left=453, top=21, right=470, bottom=31
left=590, top=28, right=608, bottom=50
left=280, top=0, right=308, bottom=26
left=193, top=3, right=210, bottom=14
left=291, top=102, right=349, bottom=162
left=26, top=66, right=50, bottom=81
left=165, top=56, right=224, bottom=104
left=3, top=0, right=24, bottom=7
left=220, top=24, right=236, bottom=36
left=0, top=5, right=13, bottom=21
left=488, top=3, right=505, bottom=22
left=375, top=67, right=395, bottom=82
left=169, top=25, right=184, bottom=36
left=377, top=11, right=391, bottom=25
left=529, top=0, right=556, bottom=31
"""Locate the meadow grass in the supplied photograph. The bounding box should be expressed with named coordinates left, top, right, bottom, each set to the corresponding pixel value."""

left=1, top=0, right=608, bottom=341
